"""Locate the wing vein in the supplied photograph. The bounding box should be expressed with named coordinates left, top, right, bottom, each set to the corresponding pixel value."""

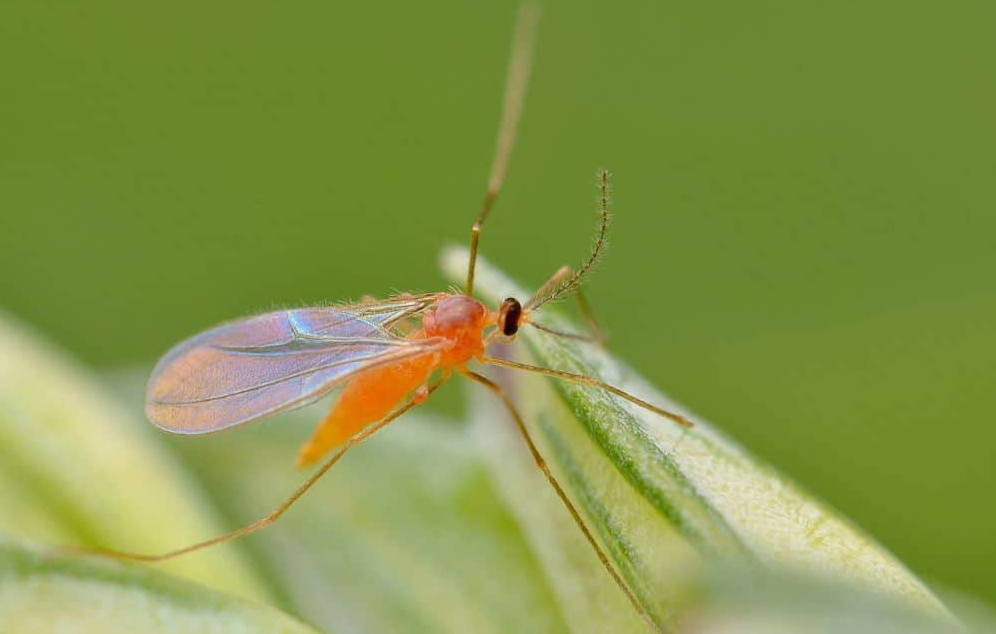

left=145, top=295, right=449, bottom=433
left=154, top=339, right=446, bottom=406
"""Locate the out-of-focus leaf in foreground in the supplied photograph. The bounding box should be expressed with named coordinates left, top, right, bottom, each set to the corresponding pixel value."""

left=0, top=536, right=318, bottom=634
left=0, top=310, right=268, bottom=602
left=0, top=303, right=570, bottom=633
left=441, top=246, right=950, bottom=631
left=162, top=410, right=571, bottom=634
left=684, top=565, right=979, bottom=634
left=1, top=261, right=984, bottom=633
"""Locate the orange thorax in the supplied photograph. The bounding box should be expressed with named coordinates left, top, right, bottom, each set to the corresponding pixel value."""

left=422, top=294, right=491, bottom=368
left=296, top=294, right=492, bottom=465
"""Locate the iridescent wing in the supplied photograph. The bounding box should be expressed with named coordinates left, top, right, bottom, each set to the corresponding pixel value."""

left=145, top=293, right=447, bottom=434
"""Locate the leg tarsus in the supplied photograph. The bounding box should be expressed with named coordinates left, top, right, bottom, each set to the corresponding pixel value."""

left=59, top=380, right=445, bottom=564
left=64, top=442, right=351, bottom=563
left=480, top=355, right=693, bottom=428
left=523, top=268, right=607, bottom=348
left=460, top=368, right=656, bottom=632
left=528, top=320, right=601, bottom=344
left=575, top=288, right=608, bottom=347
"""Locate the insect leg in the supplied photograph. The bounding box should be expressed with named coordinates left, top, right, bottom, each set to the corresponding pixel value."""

left=574, top=287, right=608, bottom=345
left=467, top=3, right=541, bottom=295
left=459, top=368, right=656, bottom=631
left=525, top=287, right=609, bottom=346
left=523, top=265, right=608, bottom=345
left=61, top=380, right=444, bottom=564
left=528, top=320, right=603, bottom=345
left=479, top=355, right=693, bottom=428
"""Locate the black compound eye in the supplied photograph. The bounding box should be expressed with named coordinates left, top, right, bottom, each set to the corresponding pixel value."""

left=498, top=297, right=522, bottom=336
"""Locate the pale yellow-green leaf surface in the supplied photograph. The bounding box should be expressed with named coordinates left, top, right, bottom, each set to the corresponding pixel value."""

left=0, top=310, right=269, bottom=602
left=0, top=536, right=318, bottom=634
left=162, top=412, right=572, bottom=634
left=441, top=246, right=949, bottom=631
left=682, top=564, right=971, bottom=634
left=0, top=261, right=975, bottom=634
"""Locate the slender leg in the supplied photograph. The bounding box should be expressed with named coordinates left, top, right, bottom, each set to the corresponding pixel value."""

left=529, top=320, right=602, bottom=343
left=574, top=287, right=607, bottom=346
left=63, top=380, right=444, bottom=563
left=479, top=356, right=693, bottom=428
left=466, top=3, right=541, bottom=295
left=460, top=369, right=656, bottom=632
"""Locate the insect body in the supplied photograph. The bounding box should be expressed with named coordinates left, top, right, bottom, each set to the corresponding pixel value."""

left=146, top=292, right=527, bottom=467
left=81, top=6, right=692, bottom=632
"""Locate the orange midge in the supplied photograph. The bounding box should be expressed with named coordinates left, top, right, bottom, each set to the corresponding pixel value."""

left=295, top=294, right=491, bottom=466
left=75, top=6, right=692, bottom=631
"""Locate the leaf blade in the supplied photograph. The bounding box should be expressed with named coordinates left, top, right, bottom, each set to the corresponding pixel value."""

left=441, top=245, right=949, bottom=627
left=0, top=309, right=270, bottom=602
left=0, top=535, right=319, bottom=634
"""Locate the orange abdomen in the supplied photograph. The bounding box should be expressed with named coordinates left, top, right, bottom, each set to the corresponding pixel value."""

left=296, top=349, right=437, bottom=466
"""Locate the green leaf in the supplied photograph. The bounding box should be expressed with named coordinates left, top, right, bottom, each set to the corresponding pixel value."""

left=155, top=408, right=573, bottom=634
left=1, top=269, right=971, bottom=633
left=685, top=564, right=975, bottom=634
left=0, top=302, right=571, bottom=632
left=0, top=535, right=319, bottom=634
left=0, top=309, right=269, bottom=602
left=441, top=246, right=950, bottom=631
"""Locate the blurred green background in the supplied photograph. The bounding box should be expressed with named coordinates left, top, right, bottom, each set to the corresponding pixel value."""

left=1, top=0, right=994, bottom=608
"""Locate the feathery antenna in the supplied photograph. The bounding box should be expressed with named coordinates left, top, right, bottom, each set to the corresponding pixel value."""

left=530, top=168, right=612, bottom=310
